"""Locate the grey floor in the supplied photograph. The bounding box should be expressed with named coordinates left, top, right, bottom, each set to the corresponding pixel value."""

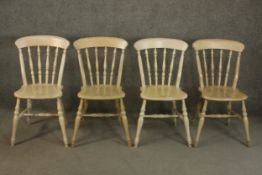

left=0, top=108, right=261, bottom=175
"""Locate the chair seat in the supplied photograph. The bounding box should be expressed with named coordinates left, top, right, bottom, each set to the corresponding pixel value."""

left=78, top=85, right=125, bottom=100
left=201, top=86, right=247, bottom=101
left=140, top=85, right=187, bottom=101
left=14, top=84, right=62, bottom=99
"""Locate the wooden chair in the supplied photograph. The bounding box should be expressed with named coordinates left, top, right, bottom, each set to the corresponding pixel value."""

left=71, top=37, right=131, bottom=147
left=134, top=38, right=192, bottom=147
left=12, top=35, right=70, bottom=147
left=193, top=39, right=250, bottom=147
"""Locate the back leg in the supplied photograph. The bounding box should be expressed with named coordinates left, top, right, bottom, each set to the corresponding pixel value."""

left=226, top=102, right=232, bottom=126
left=115, top=99, right=122, bottom=126
left=26, top=99, right=32, bottom=125
left=172, top=101, right=177, bottom=127
left=82, top=100, right=88, bottom=113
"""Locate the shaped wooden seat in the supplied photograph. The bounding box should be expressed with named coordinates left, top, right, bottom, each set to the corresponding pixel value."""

left=201, top=86, right=247, bottom=101
left=14, top=84, right=62, bottom=99
left=141, top=85, right=187, bottom=100
left=134, top=38, right=192, bottom=147
left=78, top=85, right=125, bottom=100
left=11, top=35, right=70, bottom=147
left=193, top=39, right=251, bottom=147
left=71, top=37, right=131, bottom=147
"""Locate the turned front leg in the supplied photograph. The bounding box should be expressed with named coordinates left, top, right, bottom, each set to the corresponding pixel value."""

left=11, top=98, right=20, bottom=146
left=242, top=100, right=251, bottom=147
left=71, top=99, right=84, bottom=147
left=119, top=99, right=131, bottom=147
left=182, top=100, right=192, bottom=147
left=57, top=98, right=68, bottom=147
left=134, top=100, right=146, bottom=148
left=194, top=99, right=208, bottom=147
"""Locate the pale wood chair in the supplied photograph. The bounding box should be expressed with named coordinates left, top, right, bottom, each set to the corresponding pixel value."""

left=71, top=37, right=131, bottom=147
left=12, top=35, right=70, bottom=147
left=193, top=39, right=250, bottom=147
left=134, top=38, right=192, bottom=147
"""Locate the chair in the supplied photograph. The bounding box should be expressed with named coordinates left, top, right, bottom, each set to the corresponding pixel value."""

left=192, top=39, right=250, bottom=147
left=134, top=38, right=192, bottom=147
left=71, top=37, right=131, bottom=147
left=12, top=35, right=70, bottom=147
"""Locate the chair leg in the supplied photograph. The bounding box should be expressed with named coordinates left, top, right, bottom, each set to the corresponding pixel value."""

left=227, top=102, right=232, bottom=126
left=83, top=100, right=88, bottom=114
left=11, top=98, right=20, bottom=146
left=26, top=99, right=32, bottom=125
left=119, top=99, right=131, bottom=147
left=134, top=100, right=146, bottom=148
left=194, top=100, right=202, bottom=123
left=172, top=101, right=177, bottom=127
left=115, top=100, right=122, bottom=126
left=241, top=101, right=251, bottom=147
left=71, top=99, right=84, bottom=147
left=194, top=99, right=208, bottom=147
left=57, top=98, right=68, bottom=147
left=182, top=100, right=192, bottom=147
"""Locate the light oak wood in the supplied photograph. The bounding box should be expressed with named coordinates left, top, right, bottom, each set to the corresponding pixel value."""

left=110, top=48, right=117, bottom=84
left=134, top=38, right=191, bottom=147
left=140, top=85, right=187, bottom=101
left=26, top=99, right=32, bottom=124
left=134, top=100, right=146, bottom=148
left=119, top=99, right=132, bottom=147
left=224, top=51, right=233, bottom=86
left=201, top=86, right=247, bottom=101
left=134, top=38, right=188, bottom=50
left=15, top=35, right=69, bottom=49
left=57, top=98, right=68, bottom=147
left=218, top=50, right=223, bottom=86
left=11, top=98, right=20, bottom=146
left=242, top=101, right=251, bottom=146
left=182, top=100, right=192, bottom=147
left=11, top=35, right=69, bottom=147
left=226, top=102, right=232, bottom=126
left=194, top=100, right=208, bottom=147
left=72, top=37, right=131, bottom=147
left=78, top=85, right=125, bottom=100
left=71, top=99, right=84, bottom=146
left=115, top=100, right=122, bottom=125
left=14, top=84, right=62, bottom=99
left=168, top=50, right=176, bottom=85
left=193, top=39, right=250, bottom=147
left=137, top=51, right=146, bottom=87
left=74, top=37, right=128, bottom=50
left=172, top=101, right=177, bottom=126
left=192, top=39, right=244, bottom=52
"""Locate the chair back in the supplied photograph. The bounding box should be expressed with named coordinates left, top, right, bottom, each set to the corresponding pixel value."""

left=74, top=37, right=128, bottom=87
left=193, top=39, right=245, bottom=89
left=15, top=35, right=70, bottom=86
left=134, top=38, right=188, bottom=88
